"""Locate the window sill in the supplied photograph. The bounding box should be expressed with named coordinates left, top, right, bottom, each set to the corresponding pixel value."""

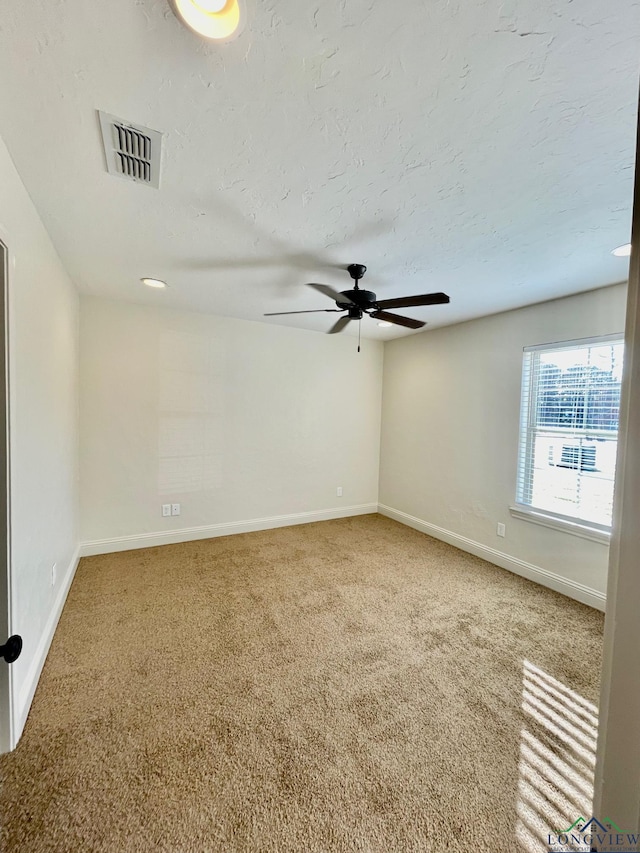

left=509, top=505, right=611, bottom=545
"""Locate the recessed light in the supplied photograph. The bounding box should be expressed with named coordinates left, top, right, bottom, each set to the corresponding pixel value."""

left=141, top=278, right=168, bottom=289
left=194, top=0, right=227, bottom=10
left=170, top=0, right=244, bottom=41
left=612, top=243, right=632, bottom=257
left=377, top=321, right=393, bottom=328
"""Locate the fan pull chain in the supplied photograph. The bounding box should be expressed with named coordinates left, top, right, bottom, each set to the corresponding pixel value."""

left=358, top=317, right=361, bottom=353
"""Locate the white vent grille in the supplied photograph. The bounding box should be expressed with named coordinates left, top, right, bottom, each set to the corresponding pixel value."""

left=98, top=111, right=162, bottom=189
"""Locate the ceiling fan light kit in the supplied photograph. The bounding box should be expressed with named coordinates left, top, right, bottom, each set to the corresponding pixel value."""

left=170, top=0, right=244, bottom=41
left=264, top=264, right=451, bottom=351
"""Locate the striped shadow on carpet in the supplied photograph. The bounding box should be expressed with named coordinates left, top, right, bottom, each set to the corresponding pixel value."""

left=0, top=514, right=603, bottom=852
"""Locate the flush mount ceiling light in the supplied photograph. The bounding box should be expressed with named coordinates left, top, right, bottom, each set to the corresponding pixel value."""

left=170, top=0, right=244, bottom=41
left=612, top=243, right=632, bottom=257
left=141, top=277, right=168, bottom=289
left=377, top=321, right=393, bottom=328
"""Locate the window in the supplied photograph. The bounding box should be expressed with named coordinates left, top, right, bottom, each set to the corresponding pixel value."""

left=515, top=335, right=624, bottom=534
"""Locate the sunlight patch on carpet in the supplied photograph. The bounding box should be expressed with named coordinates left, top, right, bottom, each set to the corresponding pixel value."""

left=516, top=660, right=598, bottom=852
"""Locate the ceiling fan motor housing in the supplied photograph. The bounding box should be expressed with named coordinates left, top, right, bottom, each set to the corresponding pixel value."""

left=337, top=289, right=377, bottom=310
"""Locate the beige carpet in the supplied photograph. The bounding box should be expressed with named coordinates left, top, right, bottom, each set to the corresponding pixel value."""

left=0, top=515, right=603, bottom=853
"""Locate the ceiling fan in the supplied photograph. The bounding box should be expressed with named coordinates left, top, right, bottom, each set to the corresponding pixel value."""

left=264, top=264, right=450, bottom=347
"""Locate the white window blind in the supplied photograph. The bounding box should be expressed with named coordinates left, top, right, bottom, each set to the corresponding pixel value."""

left=516, top=335, right=624, bottom=530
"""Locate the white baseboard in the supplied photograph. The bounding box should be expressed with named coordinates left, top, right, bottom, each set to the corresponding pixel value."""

left=377, top=503, right=606, bottom=612
left=79, top=503, right=379, bottom=557
left=13, top=545, right=81, bottom=747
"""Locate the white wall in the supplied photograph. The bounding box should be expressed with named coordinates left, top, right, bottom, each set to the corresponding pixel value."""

left=379, top=284, right=627, bottom=606
left=0, top=135, right=79, bottom=745
left=79, top=297, right=383, bottom=549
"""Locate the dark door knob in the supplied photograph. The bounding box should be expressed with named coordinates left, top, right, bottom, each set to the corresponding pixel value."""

left=0, top=635, right=22, bottom=663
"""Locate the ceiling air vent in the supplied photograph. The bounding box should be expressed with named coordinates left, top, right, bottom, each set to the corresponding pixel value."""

left=98, top=110, right=162, bottom=189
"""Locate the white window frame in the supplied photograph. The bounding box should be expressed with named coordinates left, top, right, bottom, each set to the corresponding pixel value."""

left=510, top=333, right=624, bottom=543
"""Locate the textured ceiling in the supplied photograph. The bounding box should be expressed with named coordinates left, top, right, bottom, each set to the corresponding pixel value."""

left=0, top=0, right=638, bottom=338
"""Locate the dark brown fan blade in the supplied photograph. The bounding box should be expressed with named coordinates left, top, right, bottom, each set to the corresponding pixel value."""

left=307, top=283, right=354, bottom=305
left=375, top=292, right=450, bottom=310
left=327, top=316, right=352, bottom=334
left=371, top=310, right=426, bottom=330
left=264, top=309, right=343, bottom=316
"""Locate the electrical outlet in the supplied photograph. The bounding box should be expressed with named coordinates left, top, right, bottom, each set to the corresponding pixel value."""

left=51, top=563, right=57, bottom=587
left=497, top=522, right=506, bottom=537
left=336, top=486, right=343, bottom=497
left=162, top=504, right=171, bottom=517
left=171, top=503, right=181, bottom=516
